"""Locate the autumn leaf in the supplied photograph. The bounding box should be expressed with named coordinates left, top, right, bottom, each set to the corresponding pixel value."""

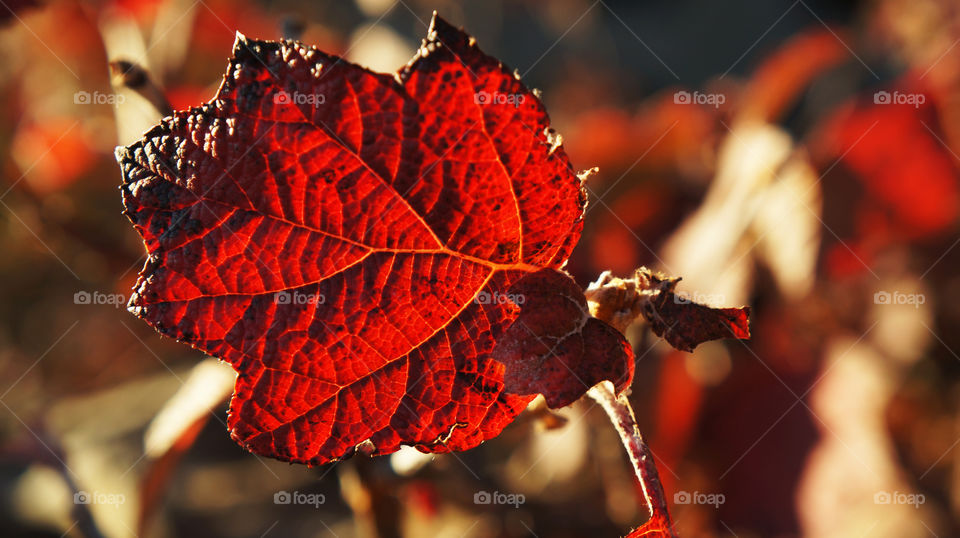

left=585, top=269, right=750, bottom=353
left=494, top=269, right=633, bottom=408
left=116, top=14, right=633, bottom=465
left=635, top=269, right=750, bottom=353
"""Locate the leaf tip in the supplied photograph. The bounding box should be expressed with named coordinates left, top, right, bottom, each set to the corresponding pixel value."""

left=731, top=305, right=751, bottom=339
left=426, top=11, right=468, bottom=49
left=232, top=31, right=249, bottom=53
left=426, top=11, right=441, bottom=37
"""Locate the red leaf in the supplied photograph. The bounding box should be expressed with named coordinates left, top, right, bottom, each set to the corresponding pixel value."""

left=637, top=270, right=750, bottom=353
left=116, top=14, right=633, bottom=465
left=493, top=269, right=633, bottom=408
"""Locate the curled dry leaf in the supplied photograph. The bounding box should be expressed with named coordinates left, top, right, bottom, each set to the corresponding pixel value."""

left=636, top=269, right=750, bottom=353
left=116, top=14, right=633, bottom=466
left=585, top=268, right=750, bottom=353
left=493, top=269, right=633, bottom=408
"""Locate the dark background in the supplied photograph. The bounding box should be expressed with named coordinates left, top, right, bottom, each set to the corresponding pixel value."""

left=1, top=0, right=958, bottom=536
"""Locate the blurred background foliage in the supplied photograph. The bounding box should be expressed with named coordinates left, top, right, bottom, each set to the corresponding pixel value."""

left=1, top=0, right=959, bottom=536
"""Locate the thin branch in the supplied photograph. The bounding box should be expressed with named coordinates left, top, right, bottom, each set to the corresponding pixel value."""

left=586, top=271, right=677, bottom=536
left=588, top=382, right=676, bottom=536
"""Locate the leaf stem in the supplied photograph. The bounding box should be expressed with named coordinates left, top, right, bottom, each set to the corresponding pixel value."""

left=587, top=382, right=676, bottom=537
left=585, top=271, right=677, bottom=535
